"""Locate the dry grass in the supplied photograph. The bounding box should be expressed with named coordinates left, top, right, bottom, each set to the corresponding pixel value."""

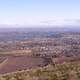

left=0, top=61, right=80, bottom=80
left=0, top=50, right=32, bottom=56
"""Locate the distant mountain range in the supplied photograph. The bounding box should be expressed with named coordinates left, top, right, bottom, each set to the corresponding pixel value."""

left=0, top=26, right=80, bottom=32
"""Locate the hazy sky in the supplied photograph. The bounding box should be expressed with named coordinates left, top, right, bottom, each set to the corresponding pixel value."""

left=0, top=0, right=80, bottom=27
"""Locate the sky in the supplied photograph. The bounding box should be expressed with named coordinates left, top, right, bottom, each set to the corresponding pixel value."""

left=0, top=0, right=80, bottom=27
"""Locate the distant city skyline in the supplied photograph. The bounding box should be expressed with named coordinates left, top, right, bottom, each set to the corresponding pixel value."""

left=0, top=0, right=80, bottom=27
